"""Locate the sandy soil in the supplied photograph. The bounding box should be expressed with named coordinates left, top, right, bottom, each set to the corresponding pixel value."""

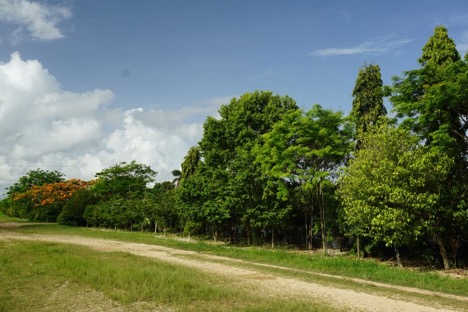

left=0, top=227, right=466, bottom=312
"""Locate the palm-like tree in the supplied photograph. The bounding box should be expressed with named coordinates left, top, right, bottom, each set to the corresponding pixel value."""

left=171, top=169, right=182, bottom=187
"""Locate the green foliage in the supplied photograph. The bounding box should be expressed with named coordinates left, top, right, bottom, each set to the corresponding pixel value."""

left=338, top=123, right=452, bottom=251
left=6, top=169, right=65, bottom=197
left=93, top=161, right=157, bottom=198
left=178, top=91, right=299, bottom=242
left=180, top=146, right=201, bottom=184
left=391, top=25, right=468, bottom=268
left=419, top=25, right=460, bottom=68
left=351, top=64, right=387, bottom=135
left=256, top=105, right=353, bottom=250
left=57, top=189, right=98, bottom=226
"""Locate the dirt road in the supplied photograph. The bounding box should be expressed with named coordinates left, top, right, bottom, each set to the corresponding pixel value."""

left=0, top=227, right=466, bottom=312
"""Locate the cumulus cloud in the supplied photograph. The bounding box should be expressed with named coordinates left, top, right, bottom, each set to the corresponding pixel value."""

left=0, top=0, right=71, bottom=42
left=311, top=37, right=412, bottom=57
left=456, top=30, right=468, bottom=56
left=0, top=52, right=218, bottom=194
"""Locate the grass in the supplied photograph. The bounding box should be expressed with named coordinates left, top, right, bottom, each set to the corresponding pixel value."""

left=0, top=240, right=338, bottom=312
left=1, top=217, right=467, bottom=305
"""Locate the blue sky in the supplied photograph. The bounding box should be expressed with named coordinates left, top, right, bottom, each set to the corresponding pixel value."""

left=1, top=0, right=468, bottom=190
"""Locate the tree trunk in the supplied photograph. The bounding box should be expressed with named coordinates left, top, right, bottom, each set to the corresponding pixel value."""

left=357, top=236, right=360, bottom=259
left=213, top=228, right=218, bottom=242
left=394, top=245, right=403, bottom=268
left=154, top=221, right=158, bottom=234
left=305, top=211, right=310, bottom=249
left=318, top=183, right=327, bottom=255
left=435, top=233, right=450, bottom=269
left=449, top=235, right=460, bottom=268
left=271, top=229, right=274, bottom=248
left=310, top=192, right=315, bottom=250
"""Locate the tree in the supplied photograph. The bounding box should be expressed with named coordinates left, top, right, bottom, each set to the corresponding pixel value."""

left=58, top=189, right=99, bottom=226
left=338, top=123, right=452, bottom=267
left=391, top=25, right=468, bottom=268
left=4, top=169, right=65, bottom=219
left=6, top=169, right=65, bottom=196
left=93, top=161, right=157, bottom=198
left=180, top=146, right=201, bottom=184
left=171, top=169, right=182, bottom=187
left=13, top=179, right=92, bottom=222
left=419, top=26, right=460, bottom=68
left=351, top=64, right=387, bottom=136
left=148, top=181, right=178, bottom=233
left=178, top=91, right=298, bottom=243
left=256, top=105, right=353, bottom=253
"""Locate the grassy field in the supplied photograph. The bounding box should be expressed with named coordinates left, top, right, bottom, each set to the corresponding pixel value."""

left=1, top=240, right=340, bottom=312
left=1, top=214, right=467, bottom=311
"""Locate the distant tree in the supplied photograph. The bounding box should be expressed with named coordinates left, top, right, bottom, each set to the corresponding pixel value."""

left=13, top=179, right=92, bottom=222
left=4, top=169, right=65, bottom=219
left=180, top=146, right=201, bottom=184
left=58, top=189, right=99, bottom=226
left=171, top=169, right=182, bottom=187
left=93, top=161, right=157, bottom=198
left=6, top=169, right=65, bottom=196
left=351, top=64, right=387, bottom=144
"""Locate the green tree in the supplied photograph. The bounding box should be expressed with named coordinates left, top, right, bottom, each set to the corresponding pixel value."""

left=338, top=123, right=452, bottom=267
left=178, top=91, right=298, bottom=243
left=419, top=25, right=460, bottom=68
left=93, top=161, right=157, bottom=198
left=180, top=146, right=201, bottom=184
left=148, top=181, right=178, bottom=233
left=171, top=169, right=182, bottom=187
left=256, top=105, right=353, bottom=253
left=58, top=189, right=99, bottom=226
left=391, top=25, right=468, bottom=268
left=351, top=64, right=387, bottom=136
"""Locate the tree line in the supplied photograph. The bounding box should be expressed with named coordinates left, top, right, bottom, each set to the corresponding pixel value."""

left=1, top=26, right=467, bottom=269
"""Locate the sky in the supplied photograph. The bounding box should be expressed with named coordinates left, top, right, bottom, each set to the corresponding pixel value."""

left=1, top=0, right=468, bottom=193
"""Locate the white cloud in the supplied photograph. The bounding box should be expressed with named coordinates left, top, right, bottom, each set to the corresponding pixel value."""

left=456, top=30, right=468, bottom=56
left=0, top=0, right=71, bottom=42
left=311, top=38, right=413, bottom=57
left=0, top=52, right=220, bottom=194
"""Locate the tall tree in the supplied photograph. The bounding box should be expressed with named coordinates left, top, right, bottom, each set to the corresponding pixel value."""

left=351, top=64, right=387, bottom=136
left=338, top=123, right=452, bottom=267
left=180, top=146, right=201, bottom=184
left=256, top=105, right=353, bottom=253
left=178, top=91, right=298, bottom=243
left=391, top=25, right=468, bottom=268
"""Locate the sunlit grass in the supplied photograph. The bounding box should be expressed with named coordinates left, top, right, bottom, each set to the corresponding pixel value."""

left=0, top=240, right=338, bottom=312
left=1, top=220, right=467, bottom=298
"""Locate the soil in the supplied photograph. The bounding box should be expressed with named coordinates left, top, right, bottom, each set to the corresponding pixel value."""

left=1, top=223, right=466, bottom=312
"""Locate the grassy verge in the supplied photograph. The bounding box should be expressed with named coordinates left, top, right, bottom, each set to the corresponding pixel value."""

left=1, top=220, right=467, bottom=298
left=0, top=240, right=338, bottom=312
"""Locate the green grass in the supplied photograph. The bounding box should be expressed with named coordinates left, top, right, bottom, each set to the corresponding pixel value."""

left=1, top=220, right=467, bottom=299
left=0, top=211, right=28, bottom=222
left=0, top=240, right=338, bottom=312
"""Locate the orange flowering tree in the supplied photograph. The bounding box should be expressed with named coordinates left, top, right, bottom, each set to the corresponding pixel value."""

left=13, top=179, right=93, bottom=222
